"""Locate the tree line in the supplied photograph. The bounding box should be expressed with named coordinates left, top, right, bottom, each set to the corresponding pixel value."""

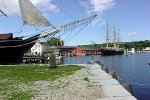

left=78, top=40, right=150, bottom=50
left=46, top=38, right=150, bottom=51
left=124, top=40, right=150, bottom=50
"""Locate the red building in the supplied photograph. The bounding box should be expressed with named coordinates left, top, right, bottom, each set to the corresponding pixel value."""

left=72, top=48, right=85, bottom=56
left=72, top=47, right=101, bottom=56
left=52, top=46, right=101, bottom=56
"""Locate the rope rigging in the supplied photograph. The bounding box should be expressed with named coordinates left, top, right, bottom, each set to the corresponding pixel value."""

left=0, top=3, right=23, bottom=20
left=50, top=0, right=75, bottom=20
left=39, top=14, right=97, bottom=44
left=0, top=1, right=55, bottom=35
left=0, top=0, right=7, bottom=16
left=64, top=17, right=94, bottom=45
left=0, top=0, right=97, bottom=47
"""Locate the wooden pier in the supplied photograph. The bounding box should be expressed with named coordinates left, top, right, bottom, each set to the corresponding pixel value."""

left=23, top=56, right=47, bottom=64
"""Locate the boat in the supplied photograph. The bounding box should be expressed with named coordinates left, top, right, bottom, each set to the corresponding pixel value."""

left=55, top=55, right=63, bottom=60
left=0, top=0, right=97, bottom=64
left=100, top=22, right=124, bottom=56
left=100, top=48, right=124, bottom=56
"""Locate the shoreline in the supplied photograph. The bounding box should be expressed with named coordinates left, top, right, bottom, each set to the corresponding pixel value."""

left=0, top=63, right=137, bottom=99
left=86, top=63, right=137, bottom=100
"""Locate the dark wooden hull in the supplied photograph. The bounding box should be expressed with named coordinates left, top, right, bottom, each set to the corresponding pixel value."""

left=0, top=34, right=40, bottom=64
left=100, top=48, right=124, bottom=56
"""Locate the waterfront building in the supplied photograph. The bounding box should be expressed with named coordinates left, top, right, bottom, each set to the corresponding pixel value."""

left=127, top=48, right=135, bottom=54
left=56, top=46, right=75, bottom=56
left=31, top=42, right=50, bottom=55
left=72, top=47, right=101, bottom=56
left=143, top=47, right=150, bottom=51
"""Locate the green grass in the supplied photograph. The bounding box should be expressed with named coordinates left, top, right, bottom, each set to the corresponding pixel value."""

left=0, top=65, right=82, bottom=100
left=83, top=77, right=89, bottom=82
left=7, top=91, right=32, bottom=100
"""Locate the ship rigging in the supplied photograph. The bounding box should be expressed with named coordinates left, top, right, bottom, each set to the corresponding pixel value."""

left=0, top=0, right=97, bottom=64
left=100, top=22, right=124, bottom=56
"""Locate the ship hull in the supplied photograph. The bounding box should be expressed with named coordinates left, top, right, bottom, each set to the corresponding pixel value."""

left=0, top=34, right=40, bottom=64
left=100, top=48, right=124, bottom=56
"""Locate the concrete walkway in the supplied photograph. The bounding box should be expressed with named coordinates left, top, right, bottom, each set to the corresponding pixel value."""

left=86, top=63, right=137, bottom=100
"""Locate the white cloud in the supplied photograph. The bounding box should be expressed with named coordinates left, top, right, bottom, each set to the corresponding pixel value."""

left=0, top=0, right=59, bottom=16
left=30, top=0, right=60, bottom=13
left=91, top=0, right=115, bottom=13
left=79, top=0, right=115, bottom=14
left=78, top=0, right=115, bottom=25
left=128, top=32, right=138, bottom=36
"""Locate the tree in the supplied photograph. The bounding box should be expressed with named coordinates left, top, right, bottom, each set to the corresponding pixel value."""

left=47, top=37, right=64, bottom=46
left=77, top=40, right=150, bottom=50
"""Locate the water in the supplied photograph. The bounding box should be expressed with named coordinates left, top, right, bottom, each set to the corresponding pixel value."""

left=63, top=53, right=150, bottom=100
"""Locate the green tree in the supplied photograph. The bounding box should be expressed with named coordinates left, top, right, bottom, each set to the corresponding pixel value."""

left=77, top=40, right=150, bottom=50
left=47, top=37, right=64, bottom=46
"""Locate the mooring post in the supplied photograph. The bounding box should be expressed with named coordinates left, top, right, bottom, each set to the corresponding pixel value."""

left=91, top=55, right=94, bottom=64
left=95, top=61, right=101, bottom=65
left=48, top=53, right=56, bottom=68
left=87, top=62, right=92, bottom=64
left=103, top=67, right=109, bottom=73
left=122, top=83, right=133, bottom=95
left=86, top=62, right=91, bottom=70
left=109, top=71, right=118, bottom=80
left=101, top=64, right=105, bottom=70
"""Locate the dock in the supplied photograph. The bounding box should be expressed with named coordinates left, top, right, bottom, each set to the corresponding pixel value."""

left=23, top=56, right=47, bottom=64
left=86, top=63, right=137, bottom=100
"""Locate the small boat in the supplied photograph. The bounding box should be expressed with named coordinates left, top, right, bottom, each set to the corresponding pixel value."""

left=55, top=55, right=63, bottom=60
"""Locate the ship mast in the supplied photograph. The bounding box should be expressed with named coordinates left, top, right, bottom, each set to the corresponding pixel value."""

left=113, top=24, right=117, bottom=48
left=105, top=22, right=110, bottom=48
left=117, top=29, right=120, bottom=48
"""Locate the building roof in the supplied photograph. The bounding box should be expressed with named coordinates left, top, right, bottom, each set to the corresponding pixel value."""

left=77, top=47, right=99, bottom=50
left=0, top=33, right=13, bottom=39
left=56, top=46, right=76, bottom=49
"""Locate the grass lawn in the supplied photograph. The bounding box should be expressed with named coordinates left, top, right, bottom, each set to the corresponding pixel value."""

left=0, top=65, right=82, bottom=100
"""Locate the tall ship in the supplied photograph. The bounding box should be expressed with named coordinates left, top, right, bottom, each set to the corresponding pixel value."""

left=0, top=0, right=97, bottom=64
left=100, top=22, right=124, bottom=56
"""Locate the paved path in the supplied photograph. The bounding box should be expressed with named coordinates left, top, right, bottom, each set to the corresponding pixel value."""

left=86, top=63, right=137, bottom=100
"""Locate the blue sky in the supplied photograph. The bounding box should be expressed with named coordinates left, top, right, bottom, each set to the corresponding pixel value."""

left=0, top=0, right=150, bottom=46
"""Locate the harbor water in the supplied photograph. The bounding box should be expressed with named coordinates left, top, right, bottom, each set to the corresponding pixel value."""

left=63, top=53, right=150, bottom=100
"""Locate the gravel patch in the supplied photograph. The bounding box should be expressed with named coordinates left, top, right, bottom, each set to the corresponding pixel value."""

left=18, top=68, right=102, bottom=100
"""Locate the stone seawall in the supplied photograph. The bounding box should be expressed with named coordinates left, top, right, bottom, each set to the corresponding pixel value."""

left=86, top=63, right=137, bottom=100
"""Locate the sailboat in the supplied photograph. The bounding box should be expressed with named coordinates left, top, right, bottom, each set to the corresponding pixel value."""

left=100, top=23, right=124, bottom=56
left=0, top=0, right=97, bottom=64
